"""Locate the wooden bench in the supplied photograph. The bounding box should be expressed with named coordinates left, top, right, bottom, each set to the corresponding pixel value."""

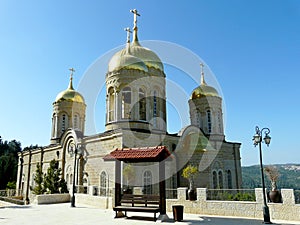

left=113, top=194, right=161, bottom=221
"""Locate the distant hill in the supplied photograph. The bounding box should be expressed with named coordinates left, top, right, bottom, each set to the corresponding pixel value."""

left=242, top=164, right=300, bottom=190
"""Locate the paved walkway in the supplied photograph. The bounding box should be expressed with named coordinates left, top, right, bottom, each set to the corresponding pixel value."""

left=0, top=202, right=299, bottom=225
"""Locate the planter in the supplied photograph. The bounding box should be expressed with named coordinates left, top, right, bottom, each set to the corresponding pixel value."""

left=172, top=205, right=184, bottom=222
left=188, top=188, right=196, bottom=201
left=269, top=190, right=281, bottom=203
left=35, top=193, right=71, bottom=204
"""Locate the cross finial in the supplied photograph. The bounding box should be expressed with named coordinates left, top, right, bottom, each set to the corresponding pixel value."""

left=68, top=68, right=75, bottom=90
left=130, top=9, right=140, bottom=29
left=130, top=9, right=140, bottom=43
left=124, top=27, right=132, bottom=43
left=69, top=68, right=75, bottom=79
left=200, top=63, right=207, bottom=85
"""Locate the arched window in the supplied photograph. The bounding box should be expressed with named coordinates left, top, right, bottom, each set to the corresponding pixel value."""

left=218, top=171, right=223, bottom=189
left=139, top=88, right=146, bottom=120
left=212, top=171, right=217, bottom=189
left=108, top=88, right=115, bottom=121
left=143, top=170, right=152, bottom=194
left=207, top=110, right=212, bottom=133
left=227, top=170, right=232, bottom=189
left=100, top=171, right=107, bottom=196
left=153, top=91, right=157, bottom=128
left=122, top=87, right=131, bottom=119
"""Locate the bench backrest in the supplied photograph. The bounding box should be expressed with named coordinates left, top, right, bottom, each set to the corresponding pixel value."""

left=120, top=194, right=160, bottom=207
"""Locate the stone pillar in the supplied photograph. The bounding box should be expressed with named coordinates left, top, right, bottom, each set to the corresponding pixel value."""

left=281, top=189, right=295, bottom=205
left=89, top=186, right=96, bottom=196
left=196, top=188, right=207, bottom=202
left=255, top=188, right=267, bottom=204
left=177, top=187, right=188, bottom=201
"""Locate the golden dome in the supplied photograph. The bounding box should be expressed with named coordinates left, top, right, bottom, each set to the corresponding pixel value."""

left=108, top=42, right=163, bottom=73
left=55, top=78, right=85, bottom=103
left=108, top=48, right=148, bottom=73
left=130, top=41, right=164, bottom=71
left=190, top=84, right=219, bottom=100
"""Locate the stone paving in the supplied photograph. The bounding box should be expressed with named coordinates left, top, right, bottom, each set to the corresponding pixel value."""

left=0, top=202, right=300, bottom=225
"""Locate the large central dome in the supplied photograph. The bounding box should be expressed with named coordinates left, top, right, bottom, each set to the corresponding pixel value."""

left=108, top=40, right=163, bottom=73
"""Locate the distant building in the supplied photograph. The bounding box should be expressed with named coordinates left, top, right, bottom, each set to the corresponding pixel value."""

left=17, top=10, right=242, bottom=202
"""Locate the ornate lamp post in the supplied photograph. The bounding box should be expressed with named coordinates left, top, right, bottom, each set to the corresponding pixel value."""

left=68, top=142, right=82, bottom=207
left=253, top=126, right=272, bottom=224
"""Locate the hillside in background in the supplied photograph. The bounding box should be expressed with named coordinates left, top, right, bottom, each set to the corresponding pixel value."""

left=242, top=164, right=300, bottom=190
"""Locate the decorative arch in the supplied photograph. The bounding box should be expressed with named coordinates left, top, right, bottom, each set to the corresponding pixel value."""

left=60, top=128, right=83, bottom=179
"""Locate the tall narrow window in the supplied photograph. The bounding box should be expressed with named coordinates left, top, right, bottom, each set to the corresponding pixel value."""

left=143, top=170, right=152, bottom=194
left=62, top=114, right=67, bottom=132
left=74, top=114, right=79, bottom=129
left=212, top=171, right=217, bottom=189
left=122, top=87, right=131, bottom=119
left=227, top=170, right=232, bottom=189
left=70, top=174, right=73, bottom=185
left=153, top=91, right=157, bottom=128
left=100, top=171, right=107, bottom=196
left=218, top=171, right=223, bottom=189
left=52, top=113, right=56, bottom=137
left=207, top=110, right=212, bottom=133
left=218, top=111, right=222, bottom=133
left=139, top=88, right=146, bottom=120
left=196, top=110, right=201, bottom=127
left=108, top=88, right=115, bottom=121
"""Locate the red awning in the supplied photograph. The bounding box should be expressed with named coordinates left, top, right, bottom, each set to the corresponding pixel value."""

left=103, top=146, right=171, bottom=162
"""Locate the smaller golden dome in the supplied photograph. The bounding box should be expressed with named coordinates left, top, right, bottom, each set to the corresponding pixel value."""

left=190, top=84, right=219, bottom=100
left=55, top=77, right=85, bottom=103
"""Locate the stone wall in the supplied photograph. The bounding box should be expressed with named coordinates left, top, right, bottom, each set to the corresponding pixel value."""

left=166, top=187, right=300, bottom=222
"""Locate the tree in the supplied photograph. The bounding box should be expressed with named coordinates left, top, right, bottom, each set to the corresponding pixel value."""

left=44, top=159, right=62, bottom=194
left=0, top=138, right=21, bottom=189
left=43, top=159, right=68, bottom=194
left=32, top=163, right=45, bottom=195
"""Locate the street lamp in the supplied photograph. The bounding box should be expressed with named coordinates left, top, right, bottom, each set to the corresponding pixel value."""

left=253, top=126, right=272, bottom=224
left=68, top=142, right=82, bottom=207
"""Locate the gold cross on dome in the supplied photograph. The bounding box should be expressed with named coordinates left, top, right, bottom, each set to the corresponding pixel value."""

left=69, top=68, right=75, bottom=79
left=124, top=27, right=132, bottom=43
left=130, top=9, right=140, bottom=28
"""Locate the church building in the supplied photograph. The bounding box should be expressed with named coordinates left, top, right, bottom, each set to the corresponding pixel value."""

left=16, top=9, right=242, bottom=203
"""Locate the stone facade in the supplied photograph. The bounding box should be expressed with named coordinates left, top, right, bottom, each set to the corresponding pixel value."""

left=16, top=11, right=242, bottom=205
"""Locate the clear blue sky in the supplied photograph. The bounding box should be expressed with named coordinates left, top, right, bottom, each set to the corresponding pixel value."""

left=0, top=0, right=299, bottom=166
